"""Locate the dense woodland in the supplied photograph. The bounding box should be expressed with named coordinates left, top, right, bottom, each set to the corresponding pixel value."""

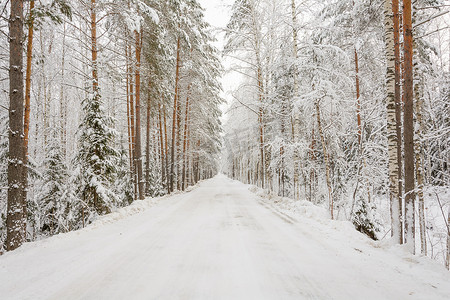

left=222, top=0, right=449, bottom=268
left=0, top=0, right=449, bottom=270
left=0, top=0, right=223, bottom=253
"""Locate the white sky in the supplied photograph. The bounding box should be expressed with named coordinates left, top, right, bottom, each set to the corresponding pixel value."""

left=198, top=0, right=238, bottom=124
left=198, top=0, right=234, bottom=41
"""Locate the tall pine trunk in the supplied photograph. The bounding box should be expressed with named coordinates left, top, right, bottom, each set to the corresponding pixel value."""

left=163, top=108, right=170, bottom=192
left=181, top=84, right=191, bottom=191
left=186, top=119, right=191, bottom=187
left=403, top=0, right=416, bottom=253
left=176, top=94, right=182, bottom=190
left=126, top=45, right=133, bottom=172
left=22, top=0, right=35, bottom=236
left=145, top=80, right=151, bottom=196
left=134, top=29, right=144, bottom=200
left=158, top=106, right=166, bottom=190
left=128, top=43, right=137, bottom=199
left=6, top=0, right=26, bottom=251
left=24, top=0, right=34, bottom=156
left=170, top=36, right=181, bottom=192
left=392, top=0, right=404, bottom=241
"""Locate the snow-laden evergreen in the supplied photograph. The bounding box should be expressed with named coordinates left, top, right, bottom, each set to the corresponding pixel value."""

left=75, top=93, right=121, bottom=224
left=38, top=130, right=70, bottom=236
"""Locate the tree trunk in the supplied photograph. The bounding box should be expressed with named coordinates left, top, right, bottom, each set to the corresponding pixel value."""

left=170, top=36, right=181, bottom=192
left=447, top=210, right=450, bottom=270
left=412, top=2, right=426, bottom=256
left=24, top=0, right=34, bottom=154
left=163, top=108, right=170, bottom=193
left=22, top=0, right=35, bottom=236
left=257, top=66, right=265, bottom=189
left=134, top=29, right=144, bottom=200
left=145, top=79, right=151, bottom=196
left=186, top=119, right=191, bottom=187
left=60, top=21, right=67, bottom=157
left=291, top=0, right=300, bottom=200
left=128, top=44, right=137, bottom=199
left=385, top=0, right=402, bottom=244
left=355, top=48, right=362, bottom=144
left=91, top=0, right=99, bottom=93
left=126, top=45, right=133, bottom=172
left=176, top=94, right=182, bottom=190
left=158, top=106, right=166, bottom=190
left=181, top=84, right=192, bottom=191
left=403, top=0, right=416, bottom=253
left=194, top=140, right=200, bottom=184
left=316, top=101, right=333, bottom=219
left=415, top=77, right=426, bottom=255
left=392, top=0, right=404, bottom=241
left=6, top=0, right=26, bottom=251
left=309, top=128, right=317, bottom=203
left=40, top=30, right=49, bottom=146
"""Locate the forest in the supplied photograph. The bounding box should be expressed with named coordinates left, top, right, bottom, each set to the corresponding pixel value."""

left=222, top=0, right=449, bottom=267
left=0, top=0, right=223, bottom=253
left=0, top=0, right=449, bottom=271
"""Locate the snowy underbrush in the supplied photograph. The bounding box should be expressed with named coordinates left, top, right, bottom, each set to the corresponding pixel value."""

left=248, top=184, right=368, bottom=244
left=2, top=182, right=202, bottom=255
left=249, top=185, right=330, bottom=223
left=89, top=182, right=201, bottom=229
left=73, top=180, right=202, bottom=231
left=422, top=186, right=450, bottom=264
left=247, top=183, right=450, bottom=271
left=88, top=197, right=164, bottom=229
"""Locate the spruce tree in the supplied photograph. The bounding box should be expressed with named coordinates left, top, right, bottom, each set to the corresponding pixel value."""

left=39, top=131, right=69, bottom=236
left=352, top=196, right=381, bottom=241
left=115, top=139, right=134, bottom=206
left=75, top=92, right=120, bottom=224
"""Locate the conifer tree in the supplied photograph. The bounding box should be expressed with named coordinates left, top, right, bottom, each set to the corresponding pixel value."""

left=352, top=196, right=380, bottom=241
left=115, top=140, right=134, bottom=207
left=39, top=131, right=69, bottom=236
left=6, top=0, right=26, bottom=251
left=75, top=92, right=120, bottom=222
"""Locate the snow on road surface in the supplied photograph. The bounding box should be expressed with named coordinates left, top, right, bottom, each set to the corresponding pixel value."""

left=1, top=175, right=450, bottom=300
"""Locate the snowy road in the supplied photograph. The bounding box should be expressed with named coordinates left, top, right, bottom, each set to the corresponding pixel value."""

left=1, top=175, right=450, bottom=300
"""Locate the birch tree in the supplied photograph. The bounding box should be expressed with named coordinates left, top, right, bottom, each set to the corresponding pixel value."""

left=384, top=0, right=402, bottom=244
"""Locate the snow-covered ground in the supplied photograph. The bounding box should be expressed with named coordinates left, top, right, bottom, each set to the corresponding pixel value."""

left=1, top=175, right=449, bottom=300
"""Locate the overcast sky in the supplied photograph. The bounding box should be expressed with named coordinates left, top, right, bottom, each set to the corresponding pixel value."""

left=198, top=0, right=234, bottom=38
left=198, top=0, right=237, bottom=123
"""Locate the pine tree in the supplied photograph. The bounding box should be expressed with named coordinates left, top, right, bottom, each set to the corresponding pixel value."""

left=6, top=0, right=26, bottom=251
left=403, top=0, right=416, bottom=254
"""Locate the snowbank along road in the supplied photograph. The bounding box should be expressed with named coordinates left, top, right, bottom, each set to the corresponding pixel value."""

left=1, top=175, right=450, bottom=299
